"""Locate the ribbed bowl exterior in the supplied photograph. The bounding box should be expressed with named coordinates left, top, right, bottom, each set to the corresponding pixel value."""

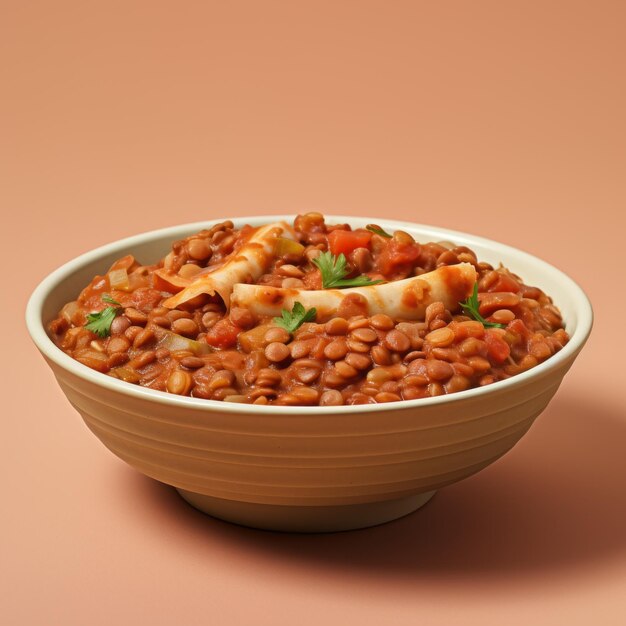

left=48, top=356, right=573, bottom=506
left=27, top=216, right=592, bottom=524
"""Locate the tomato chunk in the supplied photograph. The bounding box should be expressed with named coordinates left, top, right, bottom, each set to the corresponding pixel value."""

left=484, top=329, right=511, bottom=364
left=328, top=229, right=372, bottom=256
left=377, top=240, right=421, bottom=277
left=205, top=319, right=241, bottom=349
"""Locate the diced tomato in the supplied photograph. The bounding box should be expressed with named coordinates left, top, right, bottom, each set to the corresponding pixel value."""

left=377, top=240, right=421, bottom=277
left=205, top=319, right=241, bottom=349
left=328, top=229, right=372, bottom=256
left=484, top=329, right=511, bottom=364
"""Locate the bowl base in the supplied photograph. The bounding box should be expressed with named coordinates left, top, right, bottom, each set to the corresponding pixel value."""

left=175, top=489, right=437, bottom=533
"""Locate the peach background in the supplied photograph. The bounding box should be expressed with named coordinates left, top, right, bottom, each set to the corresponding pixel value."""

left=2, top=1, right=625, bottom=624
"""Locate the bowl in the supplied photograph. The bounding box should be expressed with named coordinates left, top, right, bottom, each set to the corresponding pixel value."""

left=26, top=215, right=593, bottom=532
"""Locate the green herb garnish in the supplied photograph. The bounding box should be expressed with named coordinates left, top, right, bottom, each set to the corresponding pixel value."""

left=366, top=224, right=392, bottom=238
left=84, top=294, right=122, bottom=337
left=460, top=283, right=505, bottom=329
left=313, top=251, right=384, bottom=289
left=273, top=301, right=317, bottom=334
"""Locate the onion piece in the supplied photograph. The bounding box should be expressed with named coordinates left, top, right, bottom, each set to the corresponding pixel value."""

left=157, top=330, right=213, bottom=355
left=108, top=268, right=130, bottom=291
left=230, top=263, right=477, bottom=322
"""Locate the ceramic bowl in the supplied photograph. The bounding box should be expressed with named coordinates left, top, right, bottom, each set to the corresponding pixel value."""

left=26, top=216, right=593, bottom=532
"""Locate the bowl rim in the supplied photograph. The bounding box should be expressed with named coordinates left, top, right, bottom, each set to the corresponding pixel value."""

left=26, top=214, right=593, bottom=415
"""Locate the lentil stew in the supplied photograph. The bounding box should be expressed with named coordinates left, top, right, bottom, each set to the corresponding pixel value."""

left=48, top=214, right=570, bottom=406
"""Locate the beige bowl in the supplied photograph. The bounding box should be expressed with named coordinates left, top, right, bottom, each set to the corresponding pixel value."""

left=26, top=216, right=593, bottom=532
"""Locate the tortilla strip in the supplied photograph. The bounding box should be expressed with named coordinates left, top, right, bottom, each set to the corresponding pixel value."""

left=162, top=221, right=297, bottom=309
left=230, top=263, right=477, bottom=322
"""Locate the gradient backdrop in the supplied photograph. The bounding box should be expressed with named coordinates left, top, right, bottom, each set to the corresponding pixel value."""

left=2, top=2, right=625, bottom=625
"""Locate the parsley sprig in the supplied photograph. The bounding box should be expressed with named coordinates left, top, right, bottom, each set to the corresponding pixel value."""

left=84, top=294, right=122, bottom=338
left=460, top=283, right=505, bottom=329
left=273, top=301, right=317, bottom=334
left=366, top=224, right=392, bottom=238
left=313, top=251, right=384, bottom=289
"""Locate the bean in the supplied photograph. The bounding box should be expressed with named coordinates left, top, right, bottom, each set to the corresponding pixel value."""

left=319, top=390, right=344, bottom=406
left=325, top=318, right=349, bottom=335
left=426, top=360, right=454, bottom=381
left=201, top=311, right=221, bottom=330
left=369, top=314, right=394, bottom=331
left=187, top=238, right=212, bottom=261
left=110, top=315, right=131, bottom=335
left=255, top=368, right=283, bottom=387
left=375, top=392, right=402, bottom=403
left=467, top=356, right=491, bottom=373
left=344, top=352, right=371, bottom=370
left=371, top=345, right=392, bottom=365
left=249, top=387, right=279, bottom=400
left=400, top=374, right=429, bottom=387
left=323, top=372, right=347, bottom=387
left=459, top=337, right=486, bottom=357
left=265, top=342, right=291, bottom=363
left=479, top=374, right=496, bottom=386
left=402, top=386, right=427, bottom=400
left=213, top=386, right=239, bottom=400
left=309, top=337, right=330, bottom=358
left=229, top=307, right=256, bottom=330
left=107, top=352, right=129, bottom=368
left=350, top=327, right=377, bottom=343
left=425, top=326, right=455, bottom=347
left=155, top=347, right=170, bottom=360
left=253, top=396, right=269, bottom=405
left=428, top=382, right=445, bottom=397
left=347, top=393, right=376, bottom=405
left=360, top=384, right=381, bottom=397
left=324, top=339, right=348, bottom=360
left=452, top=362, right=475, bottom=378
left=290, top=386, right=320, bottom=405
left=445, top=374, right=471, bottom=394
left=384, top=330, right=411, bottom=352
left=334, top=360, right=358, bottom=378
left=290, top=340, right=312, bottom=359
left=519, top=354, right=539, bottom=370
left=178, top=263, right=202, bottom=279
left=491, top=309, right=516, bottom=324
left=276, top=264, right=304, bottom=278
left=133, top=328, right=155, bottom=349
left=171, top=318, right=199, bottom=337
left=347, top=317, right=370, bottom=331
left=107, top=336, right=130, bottom=354
left=208, top=369, right=235, bottom=390
left=75, top=351, right=109, bottom=373
left=431, top=348, right=460, bottom=363
left=128, top=350, right=157, bottom=369
left=166, top=370, right=193, bottom=395
left=403, top=350, right=425, bottom=363
left=425, top=302, right=445, bottom=327
left=281, top=278, right=305, bottom=288
left=295, top=367, right=321, bottom=384
left=224, top=395, right=247, bottom=403
left=264, top=327, right=291, bottom=344
left=124, top=308, right=148, bottom=326
left=180, top=356, right=205, bottom=369
left=366, top=368, right=393, bottom=384
left=380, top=381, right=400, bottom=393
left=346, top=339, right=370, bottom=353
left=151, top=316, right=171, bottom=329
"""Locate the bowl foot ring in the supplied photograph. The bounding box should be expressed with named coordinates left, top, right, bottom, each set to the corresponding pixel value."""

left=176, top=489, right=437, bottom=533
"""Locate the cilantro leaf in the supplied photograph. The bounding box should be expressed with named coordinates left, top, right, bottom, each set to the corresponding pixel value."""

left=366, top=224, right=392, bottom=238
left=84, top=293, right=122, bottom=338
left=273, top=301, right=317, bottom=334
left=312, top=251, right=384, bottom=289
left=459, top=283, right=506, bottom=329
